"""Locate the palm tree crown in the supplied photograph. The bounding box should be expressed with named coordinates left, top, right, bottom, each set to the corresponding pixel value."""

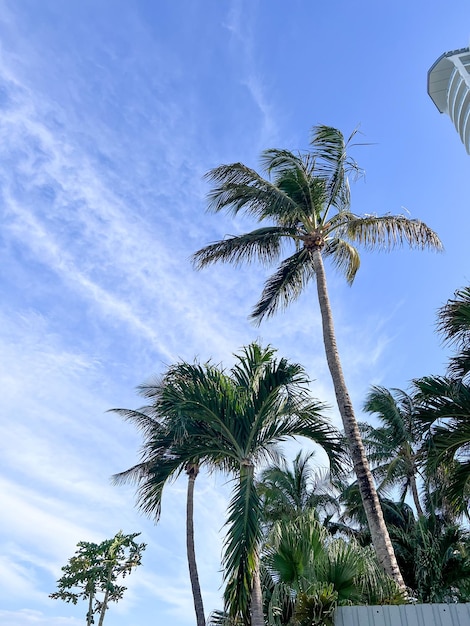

left=413, top=375, right=470, bottom=514
left=193, top=125, right=442, bottom=323
left=437, top=285, right=470, bottom=380
left=361, top=386, right=425, bottom=517
left=258, top=451, right=340, bottom=530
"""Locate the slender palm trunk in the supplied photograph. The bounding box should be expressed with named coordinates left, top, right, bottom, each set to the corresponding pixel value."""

left=410, top=473, right=424, bottom=518
left=186, top=464, right=206, bottom=626
left=311, top=247, right=405, bottom=589
left=241, top=462, right=264, bottom=626
left=250, top=555, right=264, bottom=626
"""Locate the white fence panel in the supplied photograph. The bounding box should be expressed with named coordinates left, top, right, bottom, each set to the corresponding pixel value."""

left=334, top=604, right=470, bottom=626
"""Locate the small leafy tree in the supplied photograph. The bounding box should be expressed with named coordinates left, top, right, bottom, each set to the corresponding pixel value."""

left=50, top=531, right=146, bottom=626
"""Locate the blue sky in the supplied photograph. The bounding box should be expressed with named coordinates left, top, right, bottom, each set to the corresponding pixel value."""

left=1, top=1, right=470, bottom=624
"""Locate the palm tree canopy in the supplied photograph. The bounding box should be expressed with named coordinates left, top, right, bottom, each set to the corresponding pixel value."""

left=113, top=343, right=344, bottom=621
left=361, top=386, right=425, bottom=512
left=258, top=451, right=341, bottom=529
left=193, top=125, right=442, bottom=323
left=412, top=375, right=470, bottom=513
left=262, top=509, right=403, bottom=625
left=437, top=285, right=470, bottom=380
left=390, top=513, right=470, bottom=602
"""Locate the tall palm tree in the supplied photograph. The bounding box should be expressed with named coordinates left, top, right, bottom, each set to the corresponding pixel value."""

left=193, top=125, right=442, bottom=587
left=185, top=462, right=205, bottom=624
left=112, top=402, right=207, bottom=626
left=361, top=386, right=425, bottom=517
left=114, top=343, right=343, bottom=626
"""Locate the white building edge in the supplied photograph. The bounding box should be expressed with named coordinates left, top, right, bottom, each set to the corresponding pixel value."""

left=428, top=47, right=470, bottom=154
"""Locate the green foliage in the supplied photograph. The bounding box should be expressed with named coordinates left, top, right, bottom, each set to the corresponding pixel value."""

left=262, top=510, right=404, bottom=626
left=361, top=386, right=425, bottom=515
left=291, top=584, right=338, bottom=626
left=413, top=375, right=470, bottom=514
left=257, top=452, right=341, bottom=532
left=50, top=531, right=145, bottom=626
left=389, top=514, right=470, bottom=602
left=193, top=125, right=442, bottom=323
left=437, top=285, right=470, bottom=380
left=114, top=342, right=344, bottom=624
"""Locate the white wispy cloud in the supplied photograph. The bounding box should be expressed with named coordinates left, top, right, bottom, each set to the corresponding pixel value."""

left=0, top=610, right=81, bottom=626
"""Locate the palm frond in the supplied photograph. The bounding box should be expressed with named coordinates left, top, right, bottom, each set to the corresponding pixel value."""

left=260, top=148, right=309, bottom=177
left=108, top=407, right=162, bottom=437
left=448, top=348, right=470, bottom=381
left=223, top=466, right=262, bottom=620
left=260, top=148, right=327, bottom=224
left=111, top=460, right=155, bottom=487
left=259, top=452, right=340, bottom=527
left=323, top=238, right=360, bottom=285
left=117, top=452, right=187, bottom=520
left=441, top=460, right=470, bottom=515
left=346, top=215, right=443, bottom=251
left=192, top=226, right=294, bottom=270
left=230, top=342, right=280, bottom=391
left=437, top=286, right=470, bottom=346
left=413, top=375, right=470, bottom=513
left=437, top=286, right=470, bottom=380
left=206, top=609, right=244, bottom=626
left=413, top=376, right=470, bottom=424
left=204, top=162, right=298, bottom=221
left=250, top=248, right=314, bottom=323
left=364, top=386, right=416, bottom=439
left=310, top=125, right=363, bottom=211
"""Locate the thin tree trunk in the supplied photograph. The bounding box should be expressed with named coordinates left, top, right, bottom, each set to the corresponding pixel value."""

left=86, top=586, right=94, bottom=626
left=250, top=554, right=264, bottom=626
left=185, top=464, right=206, bottom=626
left=410, top=473, right=424, bottom=517
left=311, top=247, right=406, bottom=590
left=97, top=566, right=112, bottom=626
left=242, top=462, right=264, bottom=626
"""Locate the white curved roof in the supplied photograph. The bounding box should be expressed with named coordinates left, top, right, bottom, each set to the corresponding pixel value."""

left=428, top=48, right=470, bottom=154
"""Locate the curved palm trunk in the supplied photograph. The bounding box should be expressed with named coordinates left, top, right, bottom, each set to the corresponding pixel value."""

left=311, top=248, right=405, bottom=589
left=186, top=464, right=206, bottom=626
